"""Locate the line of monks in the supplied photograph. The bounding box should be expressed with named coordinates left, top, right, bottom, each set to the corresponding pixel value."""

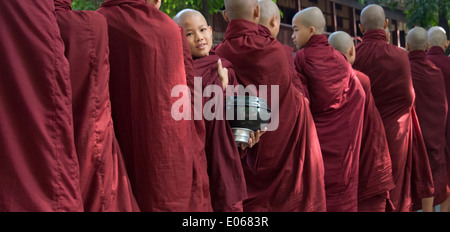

left=1, top=0, right=449, bottom=212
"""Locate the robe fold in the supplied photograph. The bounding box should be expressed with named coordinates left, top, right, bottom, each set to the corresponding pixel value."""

left=409, top=50, right=448, bottom=207
left=54, top=0, right=139, bottom=212
left=193, top=54, right=247, bottom=212
left=214, top=19, right=326, bottom=212
left=354, top=70, right=395, bottom=211
left=353, top=29, right=434, bottom=211
left=98, top=0, right=211, bottom=211
left=427, top=46, right=450, bottom=196
left=0, top=0, right=82, bottom=211
left=257, top=25, right=306, bottom=97
left=294, top=34, right=365, bottom=212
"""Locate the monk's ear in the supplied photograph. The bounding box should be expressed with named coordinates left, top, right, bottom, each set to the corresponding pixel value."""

left=270, top=16, right=277, bottom=28
left=406, top=43, right=411, bottom=52
left=309, top=26, right=316, bottom=35
left=254, top=5, right=261, bottom=21
left=348, top=45, right=355, bottom=57
left=446, top=40, right=450, bottom=50
left=383, top=19, right=389, bottom=29
left=223, top=10, right=230, bottom=22
left=359, top=24, right=365, bottom=34
left=426, top=42, right=430, bottom=51
left=208, top=26, right=213, bottom=36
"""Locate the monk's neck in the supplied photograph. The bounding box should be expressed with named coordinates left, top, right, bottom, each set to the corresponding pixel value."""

left=408, top=50, right=427, bottom=60
left=305, top=34, right=328, bottom=48
left=224, top=19, right=259, bottom=39
left=427, top=46, right=446, bottom=56
left=362, top=29, right=387, bottom=43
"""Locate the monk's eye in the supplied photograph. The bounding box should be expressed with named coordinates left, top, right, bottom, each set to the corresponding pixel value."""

left=200, top=28, right=207, bottom=32
left=186, top=33, right=193, bottom=36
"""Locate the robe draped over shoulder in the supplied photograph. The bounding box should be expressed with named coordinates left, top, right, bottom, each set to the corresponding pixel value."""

left=409, top=50, right=447, bottom=208
left=295, top=34, right=365, bottom=212
left=354, top=29, right=434, bottom=211
left=55, top=0, right=139, bottom=212
left=98, top=0, right=211, bottom=211
left=214, top=19, right=326, bottom=212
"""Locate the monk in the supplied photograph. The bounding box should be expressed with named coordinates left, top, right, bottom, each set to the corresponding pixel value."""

left=328, top=31, right=396, bottom=212
left=427, top=26, right=450, bottom=212
left=174, top=9, right=248, bottom=212
left=97, top=0, right=212, bottom=211
left=54, top=0, right=139, bottom=211
left=292, top=7, right=366, bottom=212
left=353, top=4, right=434, bottom=212
left=0, top=0, right=83, bottom=211
left=214, top=0, right=326, bottom=212
left=258, top=0, right=306, bottom=98
left=406, top=27, right=448, bottom=211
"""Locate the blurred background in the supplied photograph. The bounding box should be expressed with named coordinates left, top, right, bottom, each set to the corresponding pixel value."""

left=72, top=0, right=450, bottom=54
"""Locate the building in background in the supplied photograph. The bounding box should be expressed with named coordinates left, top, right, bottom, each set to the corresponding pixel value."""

left=211, top=0, right=408, bottom=50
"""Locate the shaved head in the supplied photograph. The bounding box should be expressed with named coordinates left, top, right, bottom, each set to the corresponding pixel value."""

left=328, top=31, right=356, bottom=64
left=328, top=31, right=354, bottom=54
left=406, top=27, right=428, bottom=51
left=360, top=4, right=386, bottom=31
left=224, top=0, right=260, bottom=23
left=293, top=7, right=326, bottom=34
left=428, top=26, right=447, bottom=49
left=173, top=8, right=205, bottom=27
left=258, top=0, right=281, bottom=37
left=259, top=0, right=280, bottom=25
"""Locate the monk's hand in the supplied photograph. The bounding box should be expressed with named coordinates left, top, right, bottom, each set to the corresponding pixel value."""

left=217, top=59, right=228, bottom=90
left=240, top=128, right=267, bottom=150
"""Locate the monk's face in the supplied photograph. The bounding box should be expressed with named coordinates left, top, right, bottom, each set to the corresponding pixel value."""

left=182, top=15, right=213, bottom=58
left=292, top=18, right=314, bottom=49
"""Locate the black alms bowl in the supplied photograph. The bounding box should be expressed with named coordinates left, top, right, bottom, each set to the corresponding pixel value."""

left=225, top=95, right=271, bottom=146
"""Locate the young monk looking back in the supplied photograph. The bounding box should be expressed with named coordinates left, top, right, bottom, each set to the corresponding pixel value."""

left=174, top=9, right=250, bottom=212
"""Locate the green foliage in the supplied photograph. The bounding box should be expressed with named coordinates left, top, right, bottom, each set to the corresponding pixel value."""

left=71, top=0, right=102, bottom=10
left=159, top=0, right=224, bottom=18
left=69, top=0, right=282, bottom=19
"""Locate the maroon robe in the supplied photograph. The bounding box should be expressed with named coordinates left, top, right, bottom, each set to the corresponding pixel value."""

left=354, top=70, right=395, bottom=212
left=0, top=0, right=82, bottom=211
left=257, top=25, right=306, bottom=98
left=409, top=50, right=448, bottom=208
left=353, top=29, right=434, bottom=211
left=427, top=46, right=450, bottom=196
left=295, top=34, right=365, bottom=212
left=98, top=0, right=211, bottom=211
left=192, top=54, right=247, bottom=212
left=54, top=0, right=139, bottom=212
left=214, top=19, right=326, bottom=212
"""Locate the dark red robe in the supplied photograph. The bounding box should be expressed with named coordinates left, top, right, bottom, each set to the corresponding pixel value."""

left=427, top=46, right=450, bottom=197
left=192, top=54, right=247, bottom=212
left=54, top=0, right=139, bottom=212
left=0, top=0, right=82, bottom=211
left=353, top=29, right=434, bottom=211
left=214, top=19, right=326, bottom=212
left=98, top=0, right=211, bottom=211
left=409, top=50, right=448, bottom=208
left=295, top=34, right=365, bottom=212
left=354, top=70, right=395, bottom=212
left=257, top=25, right=306, bottom=98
